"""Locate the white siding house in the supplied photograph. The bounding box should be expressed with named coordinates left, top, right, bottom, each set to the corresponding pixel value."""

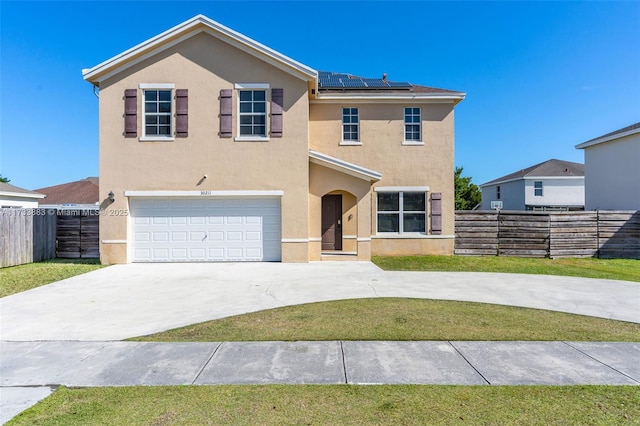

left=576, top=122, right=640, bottom=211
left=0, top=182, right=45, bottom=208
left=480, top=159, right=585, bottom=211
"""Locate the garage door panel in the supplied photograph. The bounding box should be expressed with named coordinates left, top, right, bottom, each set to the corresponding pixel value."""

left=131, top=197, right=281, bottom=262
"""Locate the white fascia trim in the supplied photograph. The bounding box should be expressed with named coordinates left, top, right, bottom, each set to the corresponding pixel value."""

left=139, top=83, right=175, bottom=89
left=374, top=186, right=430, bottom=192
left=124, top=190, right=284, bottom=197
left=102, top=239, right=127, bottom=244
left=83, top=15, right=317, bottom=84
left=309, top=150, right=382, bottom=182
left=281, top=238, right=308, bottom=243
left=235, top=83, right=270, bottom=89
left=576, top=127, right=640, bottom=149
left=311, top=92, right=466, bottom=104
left=372, top=234, right=455, bottom=240
left=0, top=191, right=45, bottom=199
left=523, top=176, right=584, bottom=180
left=482, top=176, right=584, bottom=188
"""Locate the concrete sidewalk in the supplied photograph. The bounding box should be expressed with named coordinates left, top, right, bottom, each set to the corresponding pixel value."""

left=2, top=262, right=639, bottom=341
left=2, top=340, right=639, bottom=423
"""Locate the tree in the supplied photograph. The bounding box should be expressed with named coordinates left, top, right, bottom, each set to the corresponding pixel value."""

left=454, top=166, right=481, bottom=210
left=0, top=174, right=9, bottom=183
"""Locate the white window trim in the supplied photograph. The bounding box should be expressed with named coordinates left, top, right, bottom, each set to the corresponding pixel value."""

left=403, top=106, right=422, bottom=144
left=376, top=189, right=428, bottom=235
left=234, top=83, right=270, bottom=89
left=139, top=83, right=175, bottom=89
left=341, top=107, right=360, bottom=144
left=235, top=84, right=270, bottom=142
left=140, top=84, right=175, bottom=141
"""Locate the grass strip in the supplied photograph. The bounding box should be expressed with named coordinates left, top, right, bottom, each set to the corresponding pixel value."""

left=9, top=385, right=639, bottom=425
left=0, top=259, right=104, bottom=298
left=133, top=298, right=640, bottom=342
left=373, top=256, right=640, bottom=282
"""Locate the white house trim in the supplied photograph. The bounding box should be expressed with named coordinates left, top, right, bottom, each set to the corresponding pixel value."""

left=139, top=83, right=175, bottom=89
left=234, top=83, right=270, bottom=89
left=101, top=240, right=127, bottom=244
left=374, top=186, right=430, bottom=192
left=281, top=238, right=308, bottom=243
left=576, top=126, right=640, bottom=149
left=83, top=15, right=317, bottom=84
left=0, top=191, right=45, bottom=199
left=309, top=150, right=382, bottom=182
left=311, top=94, right=465, bottom=104
left=124, top=190, right=284, bottom=197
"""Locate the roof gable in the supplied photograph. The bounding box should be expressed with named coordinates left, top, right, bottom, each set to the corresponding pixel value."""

left=481, top=159, right=584, bottom=187
left=83, top=15, right=317, bottom=85
left=575, top=121, right=640, bottom=149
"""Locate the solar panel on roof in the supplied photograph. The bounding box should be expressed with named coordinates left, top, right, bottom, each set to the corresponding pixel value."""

left=342, top=79, right=367, bottom=88
left=362, top=79, right=389, bottom=88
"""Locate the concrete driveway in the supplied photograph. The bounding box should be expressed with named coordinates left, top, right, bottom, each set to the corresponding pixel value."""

left=1, top=262, right=638, bottom=341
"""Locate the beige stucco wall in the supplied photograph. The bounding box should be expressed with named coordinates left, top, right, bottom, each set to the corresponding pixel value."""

left=309, top=101, right=456, bottom=256
left=98, top=32, right=310, bottom=263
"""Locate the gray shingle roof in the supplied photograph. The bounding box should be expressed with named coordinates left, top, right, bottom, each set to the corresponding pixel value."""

left=0, top=182, right=44, bottom=196
left=481, top=159, right=584, bottom=187
left=35, top=177, right=99, bottom=205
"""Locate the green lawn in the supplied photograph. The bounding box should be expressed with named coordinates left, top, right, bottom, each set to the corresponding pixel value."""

left=373, top=256, right=640, bottom=282
left=134, top=298, right=640, bottom=342
left=0, top=259, right=104, bottom=298
left=9, top=385, right=639, bottom=425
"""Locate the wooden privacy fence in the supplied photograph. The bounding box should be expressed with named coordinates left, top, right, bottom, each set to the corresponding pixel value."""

left=455, top=210, right=640, bottom=259
left=0, top=208, right=57, bottom=268
left=56, top=210, right=100, bottom=259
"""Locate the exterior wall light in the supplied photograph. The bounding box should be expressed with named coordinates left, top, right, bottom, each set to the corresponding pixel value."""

left=108, top=191, right=115, bottom=202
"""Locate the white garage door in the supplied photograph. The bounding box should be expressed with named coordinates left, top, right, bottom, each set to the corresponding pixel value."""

left=130, top=198, right=281, bottom=262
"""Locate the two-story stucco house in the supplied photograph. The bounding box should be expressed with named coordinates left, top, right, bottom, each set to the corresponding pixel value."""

left=479, top=159, right=585, bottom=211
left=82, top=15, right=464, bottom=264
left=575, top=122, right=640, bottom=211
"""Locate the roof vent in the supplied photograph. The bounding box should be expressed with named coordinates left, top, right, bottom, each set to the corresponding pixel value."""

left=382, top=73, right=387, bottom=82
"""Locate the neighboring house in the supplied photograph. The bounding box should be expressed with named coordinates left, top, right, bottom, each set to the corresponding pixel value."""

left=82, top=15, right=464, bottom=264
left=575, top=122, right=640, bottom=211
left=0, top=182, right=45, bottom=208
left=36, top=177, right=100, bottom=211
left=479, top=159, right=585, bottom=211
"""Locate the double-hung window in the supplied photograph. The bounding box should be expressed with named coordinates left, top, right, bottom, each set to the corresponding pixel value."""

left=239, top=90, right=267, bottom=137
left=342, top=107, right=359, bottom=142
left=144, top=89, right=172, bottom=137
left=534, top=181, right=543, bottom=196
left=377, top=191, right=426, bottom=234
left=404, top=107, right=421, bottom=142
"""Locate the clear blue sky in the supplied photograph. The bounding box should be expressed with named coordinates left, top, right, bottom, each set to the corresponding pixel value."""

left=1, top=1, right=638, bottom=190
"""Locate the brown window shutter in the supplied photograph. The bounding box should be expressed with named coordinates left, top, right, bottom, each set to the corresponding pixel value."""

left=124, top=89, right=137, bottom=138
left=270, top=88, right=283, bottom=137
left=175, top=89, right=188, bottom=137
left=431, top=192, right=442, bottom=235
left=220, top=89, right=232, bottom=138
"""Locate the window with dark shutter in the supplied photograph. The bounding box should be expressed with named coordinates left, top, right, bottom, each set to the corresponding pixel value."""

left=220, top=89, right=232, bottom=138
left=271, top=88, right=283, bottom=137
left=175, top=89, right=188, bottom=137
left=431, top=192, right=442, bottom=235
left=124, top=89, right=137, bottom=138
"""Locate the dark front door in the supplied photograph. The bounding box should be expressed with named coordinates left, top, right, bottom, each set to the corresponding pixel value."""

left=321, top=194, right=342, bottom=250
